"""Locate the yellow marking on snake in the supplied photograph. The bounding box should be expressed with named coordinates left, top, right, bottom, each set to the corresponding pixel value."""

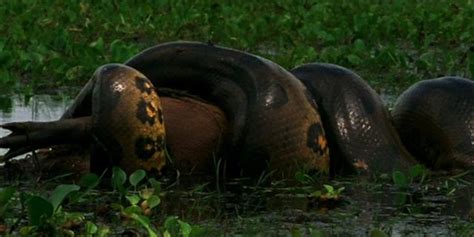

left=317, top=135, right=327, bottom=150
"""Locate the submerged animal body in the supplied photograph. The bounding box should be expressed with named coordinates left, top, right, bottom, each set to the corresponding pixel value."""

left=392, top=77, right=474, bottom=170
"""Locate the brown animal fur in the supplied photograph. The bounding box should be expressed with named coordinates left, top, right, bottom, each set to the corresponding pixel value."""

left=161, top=96, right=228, bottom=174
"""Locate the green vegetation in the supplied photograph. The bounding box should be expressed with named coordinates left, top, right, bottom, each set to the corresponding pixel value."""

left=0, top=165, right=472, bottom=236
left=0, top=168, right=203, bottom=236
left=1, top=1, right=473, bottom=236
left=0, top=0, right=472, bottom=93
left=311, top=184, right=345, bottom=201
left=391, top=164, right=428, bottom=189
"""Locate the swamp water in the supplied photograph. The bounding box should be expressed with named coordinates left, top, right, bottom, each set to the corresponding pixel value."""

left=0, top=94, right=71, bottom=157
left=0, top=94, right=472, bottom=236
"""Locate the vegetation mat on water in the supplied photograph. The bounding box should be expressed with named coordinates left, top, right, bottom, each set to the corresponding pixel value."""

left=0, top=0, right=473, bottom=94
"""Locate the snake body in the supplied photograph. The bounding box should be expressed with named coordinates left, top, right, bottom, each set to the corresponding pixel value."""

left=125, top=41, right=329, bottom=177
left=392, top=77, right=474, bottom=170
left=1, top=41, right=472, bottom=178
left=291, top=63, right=417, bottom=174
left=50, top=42, right=330, bottom=178
left=61, top=64, right=167, bottom=174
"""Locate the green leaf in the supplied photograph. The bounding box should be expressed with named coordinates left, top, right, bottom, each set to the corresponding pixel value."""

left=97, top=225, right=111, bottom=237
left=392, top=171, right=408, bottom=188
left=123, top=205, right=142, bottom=215
left=0, top=68, right=12, bottom=84
left=291, top=227, right=303, bottom=237
left=129, top=169, right=146, bottom=187
left=79, top=173, right=100, bottom=188
left=323, top=185, right=334, bottom=194
left=354, top=39, right=366, bottom=51
left=70, top=173, right=101, bottom=203
left=310, top=228, right=327, bottom=237
left=110, top=39, right=133, bottom=61
left=129, top=213, right=158, bottom=237
left=110, top=203, right=124, bottom=211
left=89, top=37, right=104, bottom=51
left=347, top=54, right=362, bottom=65
left=0, top=186, right=15, bottom=207
left=370, top=228, right=389, bottom=237
left=65, top=65, right=85, bottom=81
left=26, top=195, right=54, bottom=226
left=312, top=191, right=322, bottom=198
left=146, top=195, right=161, bottom=209
left=126, top=194, right=141, bottom=206
left=164, top=216, right=180, bottom=236
left=19, top=226, right=35, bottom=236
left=189, top=225, right=208, bottom=237
left=294, top=171, right=308, bottom=183
left=49, top=184, right=80, bottom=211
left=408, top=164, right=424, bottom=179
left=178, top=220, right=192, bottom=237
left=148, top=178, right=161, bottom=195
left=140, top=188, right=154, bottom=200
left=86, top=221, right=98, bottom=236
left=112, top=167, right=127, bottom=193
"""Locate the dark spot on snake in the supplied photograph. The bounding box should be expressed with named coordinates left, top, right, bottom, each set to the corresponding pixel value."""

left=135, top=136, right=156, bottom=160
left=135, top=136, right=164, bottom=161
left=136, top=99, right=157, bottom=126
left=307, top=123, right=327, bottom=155
left=135, top=76, right=154, bottom=95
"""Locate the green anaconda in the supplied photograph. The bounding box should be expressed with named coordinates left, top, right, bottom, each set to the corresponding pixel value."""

left=291, top=63, right=417, bottom=175
left=1, top=41, right=330, bottom=178
left=392, top=77, right=474, bottom=170
left=291, top=64, right=473, bottom=173
left=124, top=42, right=330, bottom=177
left=0, top=41, right=472, bottom=178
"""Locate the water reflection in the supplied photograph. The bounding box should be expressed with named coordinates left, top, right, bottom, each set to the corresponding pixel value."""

left=0, top=94, right=72, bottom=156
left=160, top=176, right=473, bottom=236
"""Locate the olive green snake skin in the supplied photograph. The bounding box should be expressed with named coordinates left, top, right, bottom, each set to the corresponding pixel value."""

left=392, top=77, right=473, bottom=170
left=0, top=41, right=472, bottom=178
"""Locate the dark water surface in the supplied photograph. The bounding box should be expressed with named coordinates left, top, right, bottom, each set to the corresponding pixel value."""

left=0, top=95, right=73, bottom=157
left=0, top=94, right=472, bottom=236
left=0, top=94, right=72, bottom=157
